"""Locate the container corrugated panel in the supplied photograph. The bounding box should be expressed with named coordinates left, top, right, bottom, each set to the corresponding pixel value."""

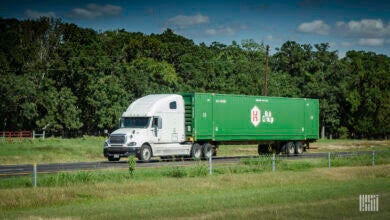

left=183, top=93, right=319, bottom=142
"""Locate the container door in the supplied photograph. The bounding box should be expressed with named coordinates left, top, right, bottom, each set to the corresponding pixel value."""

left=305, top=99, right=319, bottom=139
left=194, top=94, right=213, bottom=140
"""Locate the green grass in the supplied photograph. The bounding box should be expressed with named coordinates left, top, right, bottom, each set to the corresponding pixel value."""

left=0, top=137, right=388, bottom=165
left=0, top=164, right=389, bottom=219
left=2, top=150, right=389, bottom=188
left=0, top=136, right=104, bottom=164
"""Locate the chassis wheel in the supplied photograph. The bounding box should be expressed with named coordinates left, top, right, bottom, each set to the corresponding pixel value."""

left=138, top=144, right=152, bottom=161
left=191, top=143, right=202, bottom=160
left=202, top=143, right=214, bottom=159
left=294, top=142, right=304, bottom=154
left=285, top=142, right=295, bottom=155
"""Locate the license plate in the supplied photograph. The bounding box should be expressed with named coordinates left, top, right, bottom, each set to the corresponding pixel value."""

left=114, top=154, right=119, bottom=158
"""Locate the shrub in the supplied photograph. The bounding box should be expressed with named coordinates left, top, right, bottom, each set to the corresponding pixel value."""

left=128, top=156, right=136, bottom=177
left=188, top=163, right=208, bottom=177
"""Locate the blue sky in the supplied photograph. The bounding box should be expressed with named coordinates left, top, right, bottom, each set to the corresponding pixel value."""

left=1, top=0, right=389, bottom=57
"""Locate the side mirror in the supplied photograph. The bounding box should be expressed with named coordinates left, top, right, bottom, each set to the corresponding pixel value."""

left=158, top=117, right=162, bottom=129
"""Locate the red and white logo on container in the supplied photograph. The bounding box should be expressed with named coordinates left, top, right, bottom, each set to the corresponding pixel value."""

left=251, top=106, right=261, bottom=127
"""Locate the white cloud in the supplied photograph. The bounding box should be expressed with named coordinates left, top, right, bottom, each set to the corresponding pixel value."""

left=69, top=4, right=122, bottom=19
left=336, top=19, right=390, bottom=37
left=297, top=20, right=330, bottom=35
left=205, top=29, right=217, bottom=35
left=205, top=26, right=235, bottom=36
left=25, top=9, right=56, bottom=19
left=358, top=38, right=385, bottom=46
left=266, top=35, right=273, bottom=40
left=166, top=14, right=209, bottom=28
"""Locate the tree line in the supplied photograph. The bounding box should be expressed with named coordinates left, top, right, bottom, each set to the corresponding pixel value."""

left=0, top=17, right=389, bottom=138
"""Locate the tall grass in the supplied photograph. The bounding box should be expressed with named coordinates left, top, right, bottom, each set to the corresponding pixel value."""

left=1, top=151, right=388, bottom=189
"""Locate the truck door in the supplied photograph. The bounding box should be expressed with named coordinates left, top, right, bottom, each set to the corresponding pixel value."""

left=150, top=117, right=162, bottom=143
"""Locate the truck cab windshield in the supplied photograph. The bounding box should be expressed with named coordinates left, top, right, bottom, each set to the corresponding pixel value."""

left=121, top=117, right=151, bottom=128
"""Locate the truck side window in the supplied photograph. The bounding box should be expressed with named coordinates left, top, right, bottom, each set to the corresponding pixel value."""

left=169, top=101, right=177, bottom=109
left=152, top=117, right=162, bottom=129
left=152, top=118, right=158, bottom=127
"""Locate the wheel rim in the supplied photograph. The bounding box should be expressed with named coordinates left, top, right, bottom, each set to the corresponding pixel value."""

left=205, top=148, right=212, bottom=157
left=288, top=143, right=294, bottom=154
left=195, top=148, right=201, bottom=158
left=143, top=149, right=151, bottom=160
left=195, top=149, right=202, bottom=158
left=297, top=145, right=303, bottom=154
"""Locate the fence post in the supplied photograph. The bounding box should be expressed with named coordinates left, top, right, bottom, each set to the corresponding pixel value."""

left=328, top=152, right=331, bottom=169
left=209, top=154, right=212, bottom=176
left=32, top=130, right=35, bottom=140
left=272, top=153, right=275, bottom=172
left=33, top=163, right=37, bottom=187
left=372, top=151, right=375, bottom=166
left=43, top=130, right=45, bottom=140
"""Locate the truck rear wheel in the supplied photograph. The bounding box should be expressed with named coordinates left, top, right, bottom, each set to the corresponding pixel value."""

left=138, top=144, right=152, bottom=161
left=202, top=143, right=213, bottom=159
left=191, top=143, right=202, bottom=160
left=286, top=142, right=295, bottom=155
left=294, top=142, right=304, bottom=154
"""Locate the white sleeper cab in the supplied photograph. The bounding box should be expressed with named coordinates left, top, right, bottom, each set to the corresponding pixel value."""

left=103, top=94, right=192, bottom=161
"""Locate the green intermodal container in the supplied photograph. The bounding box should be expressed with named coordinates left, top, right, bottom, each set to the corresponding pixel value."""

left=182, top=93, right=319, bottom=143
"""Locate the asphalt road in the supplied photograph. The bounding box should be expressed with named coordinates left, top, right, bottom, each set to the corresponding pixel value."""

left=0, top=151, right=380, bottom=178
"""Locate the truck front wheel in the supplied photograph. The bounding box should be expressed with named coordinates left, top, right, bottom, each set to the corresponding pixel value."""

left=138, top=144, right=152, bottom=161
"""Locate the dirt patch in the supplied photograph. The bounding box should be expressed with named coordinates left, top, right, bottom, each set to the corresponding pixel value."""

left=311, top=140, right=390, bottom=151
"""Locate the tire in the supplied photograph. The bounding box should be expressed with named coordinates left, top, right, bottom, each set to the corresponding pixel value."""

left=294, top=142, right=304, bottom=154
left=138, top=144, right=152, bottom=161
left=191, top=143, right=202, bottom=160
left=108, top=156, right=120, bottom=162
left=202, top=143, right=214, bottom=159
left=285, top=142, right=295, bottom=155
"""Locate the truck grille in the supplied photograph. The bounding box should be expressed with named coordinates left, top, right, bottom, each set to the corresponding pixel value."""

left=109, top=135, right=126, bottom=144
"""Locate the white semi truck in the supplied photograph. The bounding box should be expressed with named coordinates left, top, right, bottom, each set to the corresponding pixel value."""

left=104, top=94, right=193, bottom=161
left=103, top=93, right=319, bottom=162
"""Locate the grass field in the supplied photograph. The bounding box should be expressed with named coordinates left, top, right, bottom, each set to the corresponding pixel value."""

left=0, top=137, right=389, bottom=164
left=0, top=163, right=389, bottom=219
left=0, top=144, right=389, bottom=219
left=0, top=137, right=105, bottom=164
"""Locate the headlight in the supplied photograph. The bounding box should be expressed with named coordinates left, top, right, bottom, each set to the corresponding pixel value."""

left=127, top=142, right=137, bottom=146
left=104, top=140, right=109, bottom=147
